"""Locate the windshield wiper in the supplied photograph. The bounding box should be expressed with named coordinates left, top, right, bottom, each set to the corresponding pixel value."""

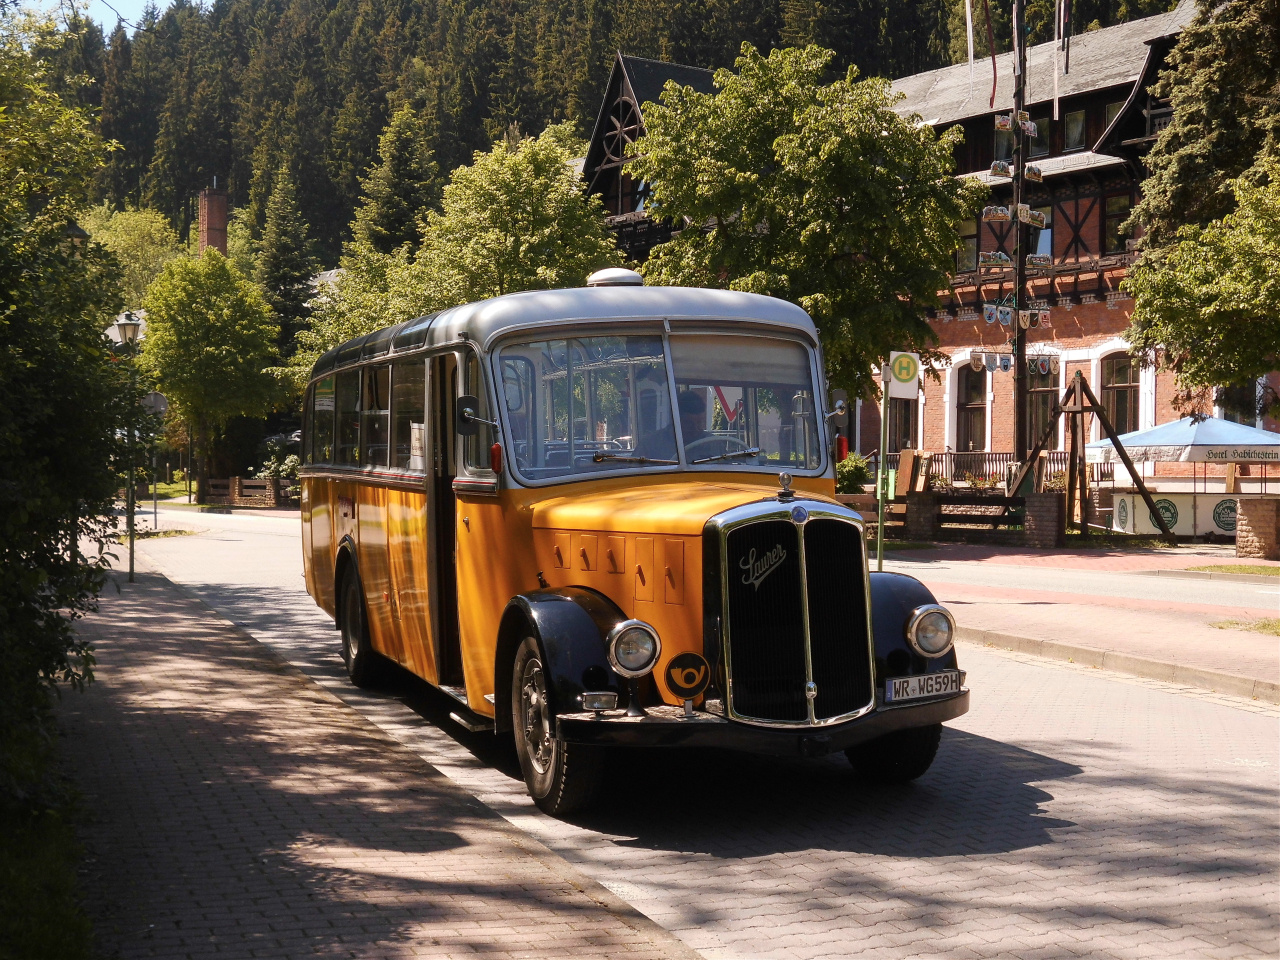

left=592, top=452, right=678, bottom=465
left=691, top=447, right=762, bottom=465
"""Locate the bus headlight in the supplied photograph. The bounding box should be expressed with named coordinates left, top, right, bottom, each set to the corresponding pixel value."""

left=606, top=620, right=662, bottom=678
left=906, top=604, right=955, bottom=658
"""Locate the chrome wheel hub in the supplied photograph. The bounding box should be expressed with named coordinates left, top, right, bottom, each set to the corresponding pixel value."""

left=520, top=659, right=554, bottom=774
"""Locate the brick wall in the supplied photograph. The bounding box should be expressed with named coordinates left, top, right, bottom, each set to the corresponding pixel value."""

left=1024, top=492, right=1066, bottom=548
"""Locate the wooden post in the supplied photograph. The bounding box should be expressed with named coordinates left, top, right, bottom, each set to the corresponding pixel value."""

left=1077, top=376, right=1175, bottom=543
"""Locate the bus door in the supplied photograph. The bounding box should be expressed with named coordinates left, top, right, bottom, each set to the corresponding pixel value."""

left=430, top=353, right=465, bottom=692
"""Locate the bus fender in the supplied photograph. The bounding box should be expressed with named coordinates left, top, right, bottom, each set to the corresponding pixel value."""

left=869, top=571, right=960, bottom=674
left=493, top=587, right=624, bottom=733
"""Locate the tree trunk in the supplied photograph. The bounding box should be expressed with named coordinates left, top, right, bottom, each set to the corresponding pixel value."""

left=195, top=419, right=210, bottom=505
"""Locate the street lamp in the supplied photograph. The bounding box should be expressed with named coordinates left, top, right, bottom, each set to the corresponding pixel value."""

left=114, top=313, right=141, bottom=583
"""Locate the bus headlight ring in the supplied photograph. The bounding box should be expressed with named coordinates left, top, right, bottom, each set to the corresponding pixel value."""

left=906, top=604, right=955, bottom=658
left=606, top=620, right=662, bottom=678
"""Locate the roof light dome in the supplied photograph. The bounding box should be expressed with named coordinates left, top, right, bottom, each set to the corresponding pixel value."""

left=587, top=267, right=644, bottom=287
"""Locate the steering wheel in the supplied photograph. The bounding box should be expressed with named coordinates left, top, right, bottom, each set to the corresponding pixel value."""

left=684, top=435, right=750, bottom=458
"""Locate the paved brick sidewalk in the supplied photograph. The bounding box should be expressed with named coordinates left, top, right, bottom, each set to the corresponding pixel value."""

left=61, top=572, right=701, bottom=960
left=884, top=542, right=1280, bottom=571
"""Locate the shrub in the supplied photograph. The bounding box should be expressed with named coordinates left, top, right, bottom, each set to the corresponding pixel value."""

left=836, top=453, right=871, bottom=494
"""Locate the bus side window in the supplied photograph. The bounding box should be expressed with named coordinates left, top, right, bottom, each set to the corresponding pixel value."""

left=461, top=351, right=495, bottom=474
left=311, top=375, right=336, bottom=464
left=391, top=359, right=426, bottom=471
left=335, top=369, right=360, bottom=465
left=361, top=365, right=391, bottom=467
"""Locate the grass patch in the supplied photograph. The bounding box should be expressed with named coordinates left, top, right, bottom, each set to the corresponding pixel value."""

left=1063, top=534, right=1178, bottom=550
left=1211, top=618, right=1280, bottom=636
left=881, top=541, right=940, bottom=551
left=1188, top=564, right=1280, bottom=577
left=0, top=799, right=93, bottom=960
left=134, top=527, right=196, bottom=540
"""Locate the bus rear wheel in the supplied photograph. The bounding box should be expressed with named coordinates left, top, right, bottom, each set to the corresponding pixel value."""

left=339, top=566, right=380, bottom=688
left=511, top=637, right=602, bottom=816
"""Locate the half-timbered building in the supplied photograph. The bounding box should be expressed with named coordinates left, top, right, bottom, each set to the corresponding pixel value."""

left=582, top=53, right=714, bottom=261
left=582, top=6, right=1279, bottom=495
left=875, top=0, right=1279, bottom=481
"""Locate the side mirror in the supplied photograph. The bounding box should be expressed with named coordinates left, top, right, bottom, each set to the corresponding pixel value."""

left=826, top=398, right=847, bottom=420
left=455, top=395, right=497, bottom=436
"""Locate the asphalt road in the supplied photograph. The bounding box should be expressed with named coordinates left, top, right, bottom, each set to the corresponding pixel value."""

left=133, top=507, right=1279, bottom=959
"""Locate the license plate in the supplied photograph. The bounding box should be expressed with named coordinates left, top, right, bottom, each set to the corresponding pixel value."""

left=885, top=671, right=964, bottom=703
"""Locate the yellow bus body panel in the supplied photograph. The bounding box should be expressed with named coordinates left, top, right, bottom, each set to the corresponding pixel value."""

left=306, top=471, right=836, bottom=719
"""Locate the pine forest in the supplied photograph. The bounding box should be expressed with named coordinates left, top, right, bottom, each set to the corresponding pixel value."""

left=44, top=0, right=1176, bottom=264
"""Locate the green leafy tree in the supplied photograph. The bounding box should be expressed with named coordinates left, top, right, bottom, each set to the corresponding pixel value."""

left=140, top=250, right=280, bottom=502
left=288, top=123, right=617, bottom=383
left=1126, top=0, right=1279, bottom=415
left=1124, top=160, right=1280, bottom=419
left=80, top=203, right=184, bottom=310
left=256, top=163, right=318, bottom=357
left=631, top=44, right=984, bottom=398
left=416, top=122, right=618, bottom=301
left=353, top=101, right=442, bottom=254
left=0, top=15, right=129, bottom=808
left=1129, top=0, right=1279, bottom=249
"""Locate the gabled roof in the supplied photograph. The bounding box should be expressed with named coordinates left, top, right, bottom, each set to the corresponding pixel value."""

left=619, top=55, right=717, bottom=108
left=583, top=52, right=716, bottom=185
left=890, top=0, right=1196, bottom=127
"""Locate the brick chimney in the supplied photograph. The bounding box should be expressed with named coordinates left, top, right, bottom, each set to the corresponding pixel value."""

left=198, top=187, right=228, bottom=255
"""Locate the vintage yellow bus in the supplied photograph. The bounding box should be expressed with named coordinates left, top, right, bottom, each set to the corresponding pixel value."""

left=301, top=270, right=968, bottom=814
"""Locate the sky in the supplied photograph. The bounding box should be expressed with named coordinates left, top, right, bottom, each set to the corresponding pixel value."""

left=40, top=0, right=159, bottom=35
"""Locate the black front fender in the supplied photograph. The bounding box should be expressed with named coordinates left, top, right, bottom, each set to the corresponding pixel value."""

left=495, top=587, right=633, bottom=728
left=869, top=571, right=959, bottom=680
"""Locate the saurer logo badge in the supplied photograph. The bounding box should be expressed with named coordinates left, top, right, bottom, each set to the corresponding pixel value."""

left=740, top=545, right=786, bottom=591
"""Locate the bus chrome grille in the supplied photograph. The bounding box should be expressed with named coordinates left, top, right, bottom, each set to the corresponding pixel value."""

left=721, top=512, right=872, bottom=726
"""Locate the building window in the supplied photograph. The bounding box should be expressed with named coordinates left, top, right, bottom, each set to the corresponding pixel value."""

left=1027, top=366, right=1059, bottom=450
left=956, top=366, right=986, bottom=452
left=1063, top=109, right=1087, bottom=151
left=1104, top=193, right=1132, bottom=254
left=1029, top=116, right=1050, bottom=157
left=994, top=118, right=1015, bottom=162
left=1101, top=354, right=1139, bottom=435
left=1031, top=205, right=1053, bottom=258
left=1217, top=383, right=1257, bottom=424
left=1106, top=101, right=1124, bottom=128
left=887, top=397, right=918, bottom=453
left=956, top=219, right=977, bottom=272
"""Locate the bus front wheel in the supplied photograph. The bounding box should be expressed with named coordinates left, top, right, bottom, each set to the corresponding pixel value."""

left=511, top=637, right=602, bottom=816
left=339, top=566, right=379, bottom=688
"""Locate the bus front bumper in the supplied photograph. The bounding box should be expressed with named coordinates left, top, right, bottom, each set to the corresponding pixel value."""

left=555, top=690, right=968, bottom=757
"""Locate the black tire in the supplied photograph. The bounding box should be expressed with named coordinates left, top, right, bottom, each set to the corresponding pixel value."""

left=511, top=637, right=602, bottom=816
left=845, top=723, right=942, bottom=784
left=339, top=564, right=380, bottom=688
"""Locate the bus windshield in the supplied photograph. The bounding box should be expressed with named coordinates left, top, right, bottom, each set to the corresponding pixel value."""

left=497, top=332, right=821, bottom=481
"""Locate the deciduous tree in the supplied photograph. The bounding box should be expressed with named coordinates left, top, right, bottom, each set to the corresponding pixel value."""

left=630, top=44, right=984, bottom=397
left=80, top=203, right=184, bottom=310
left=140, top=250, right=279, bottom=501
left=1124, top=160, right=1280, bottom=418
left=0, top=15, right=128, bottom=803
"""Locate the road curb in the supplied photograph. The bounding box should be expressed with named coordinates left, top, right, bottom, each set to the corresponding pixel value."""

left=1130, top=568, right=1280, bottom=585
left=956, top=627, right=1280, bottom=705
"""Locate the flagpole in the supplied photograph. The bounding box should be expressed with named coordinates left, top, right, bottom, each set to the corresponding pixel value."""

left=1012, top=0, right=1029, bottom=469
